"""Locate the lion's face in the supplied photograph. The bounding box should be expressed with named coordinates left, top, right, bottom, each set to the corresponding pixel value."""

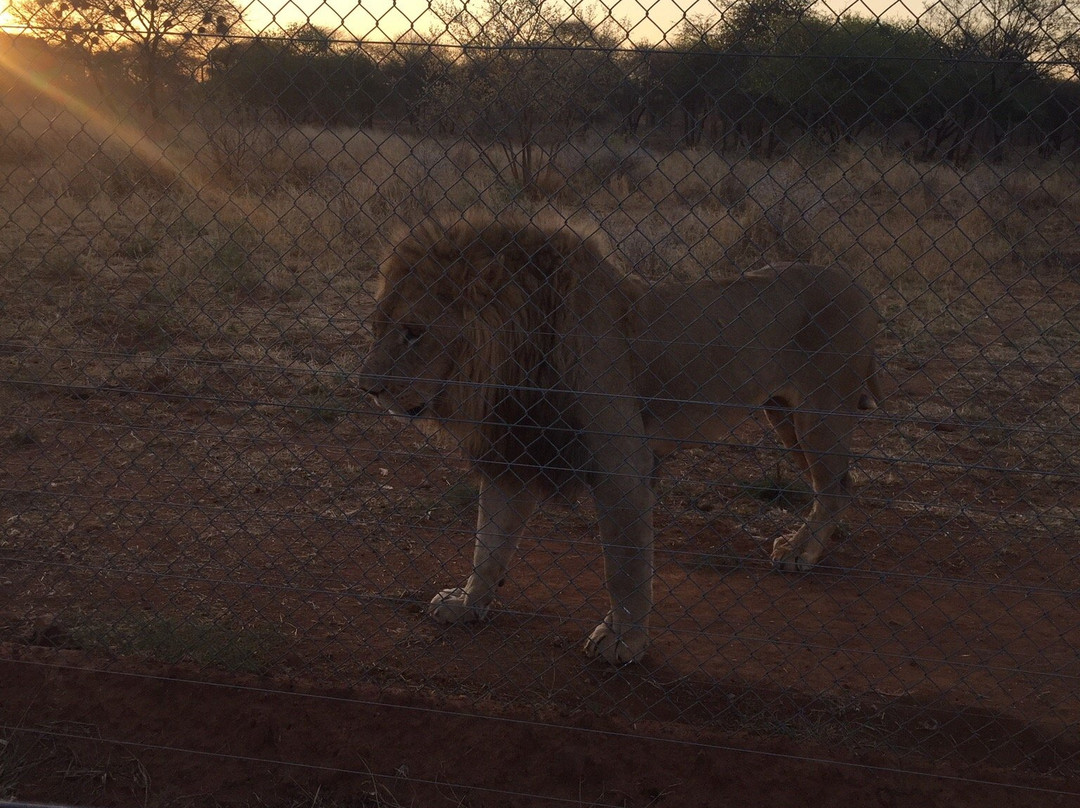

left=360, top=267, right=466, bottom=423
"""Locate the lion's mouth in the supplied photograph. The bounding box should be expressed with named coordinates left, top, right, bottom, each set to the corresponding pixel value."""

left=367, top=391, right=427, bottom=419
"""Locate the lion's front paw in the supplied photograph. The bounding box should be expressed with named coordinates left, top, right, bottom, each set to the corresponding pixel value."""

left=771, top=533, right=823, bottom=573
left=583, top=619, right=648, bottom=665
left=428, top=587, right=491, bottom=624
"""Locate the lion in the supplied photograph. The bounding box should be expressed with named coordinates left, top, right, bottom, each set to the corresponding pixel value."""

left=360, top=210, right=881, bottom=664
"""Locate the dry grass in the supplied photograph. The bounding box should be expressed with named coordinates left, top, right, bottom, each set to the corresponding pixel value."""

left=2, top=96, right=1079, bottom=431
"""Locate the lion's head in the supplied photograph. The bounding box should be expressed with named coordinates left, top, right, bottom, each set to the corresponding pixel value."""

left=359, top=241, right=467, bottom=425
left=360, top=210, right=635, bottom=488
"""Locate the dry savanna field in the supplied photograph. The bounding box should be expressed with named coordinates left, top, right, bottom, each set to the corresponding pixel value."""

left=2, top=87, right=1080, bottom=806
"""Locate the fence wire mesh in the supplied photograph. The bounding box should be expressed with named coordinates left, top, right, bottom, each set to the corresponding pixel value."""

left=1, top=0, right=1080, bottom=804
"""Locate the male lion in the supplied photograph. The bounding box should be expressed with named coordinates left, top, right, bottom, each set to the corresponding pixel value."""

left=360, top=211, right=880, bottom=664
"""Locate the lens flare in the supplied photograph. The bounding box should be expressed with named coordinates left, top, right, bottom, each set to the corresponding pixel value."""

left=0, top=34, right=195, bottom=188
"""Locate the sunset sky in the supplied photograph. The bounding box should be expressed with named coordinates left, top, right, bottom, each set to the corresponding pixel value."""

left=254, top=0, right=921, bottom=43
left=0, top=0, right=925, bottom=44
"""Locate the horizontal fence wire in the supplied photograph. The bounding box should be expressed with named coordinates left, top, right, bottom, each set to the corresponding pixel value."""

left=2, top=0, right=1080, bottom=805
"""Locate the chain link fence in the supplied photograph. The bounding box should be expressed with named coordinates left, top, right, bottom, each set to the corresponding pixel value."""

left=2, top=0, right=1080, bottom=803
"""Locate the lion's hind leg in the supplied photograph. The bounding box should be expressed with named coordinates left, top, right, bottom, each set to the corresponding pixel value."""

left=429, top=476, right=537, bottom=624
left=769, top=400, right=856, bottom=573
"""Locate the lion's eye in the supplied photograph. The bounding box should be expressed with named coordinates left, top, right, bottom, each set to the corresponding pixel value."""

left=403, top=325, right=424, bottom=343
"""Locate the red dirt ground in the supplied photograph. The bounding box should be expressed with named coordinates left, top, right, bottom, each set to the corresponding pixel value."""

left=0, top=648, right=1075, bottom=808
left=2, top=332, right=1080, bottom=806
left=1, top=646, right=1076, bottom=808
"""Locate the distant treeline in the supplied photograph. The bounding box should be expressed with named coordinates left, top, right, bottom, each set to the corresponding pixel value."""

left=209, top=8, right=1080, bottom=162
left=6, top=0, right=1080, bottom=162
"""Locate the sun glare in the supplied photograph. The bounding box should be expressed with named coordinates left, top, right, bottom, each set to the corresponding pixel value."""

left=0, top=5, right=21, bottom=35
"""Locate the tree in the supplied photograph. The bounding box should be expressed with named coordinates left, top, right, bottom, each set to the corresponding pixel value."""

left=658, top=3, right=823, bottom=152
left=1067, top=33, right=1080, bottom=81
left=205, top=32, right=387, bottom=126
left=922, top=0, right=1074, bottom=71
left=780, top=16, right=944, bottom=144
left=715, top=0, right=817, bottom=48
left=282, top=22, right=334, bottom=56
left=430, top=0, right=624, bottom=189
left=436, top=0, right=556, bottom=48
left=375, top=34, right=447, bottom=128
left=920, top=0, right=1074, bottom=159
left=11, top=0, right=245, bottom=115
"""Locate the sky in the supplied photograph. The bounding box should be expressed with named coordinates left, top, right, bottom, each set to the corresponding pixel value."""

left=241, top=0, right=923, bottom=44
left=0, top=0, right=923, bottom=45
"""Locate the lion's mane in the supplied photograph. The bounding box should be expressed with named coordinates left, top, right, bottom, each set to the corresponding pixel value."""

left=379, top=211, right=640, bottom=491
